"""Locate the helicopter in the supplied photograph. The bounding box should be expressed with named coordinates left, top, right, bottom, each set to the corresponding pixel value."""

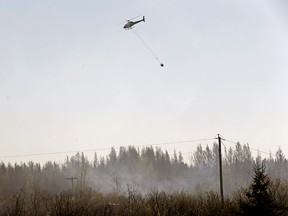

left=123, top=15, right=164, bottom=67
left=123, top=16, right=145, bottom=30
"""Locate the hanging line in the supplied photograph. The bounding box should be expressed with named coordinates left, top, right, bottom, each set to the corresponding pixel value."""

left=132, top=29, right=163, bottom=66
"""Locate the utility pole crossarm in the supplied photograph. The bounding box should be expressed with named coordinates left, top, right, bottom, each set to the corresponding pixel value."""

left=67, top=177, right=77, bottom=190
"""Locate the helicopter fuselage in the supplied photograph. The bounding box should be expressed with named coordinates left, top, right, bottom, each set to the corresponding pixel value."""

left=123, top=16, right=145, bottom=30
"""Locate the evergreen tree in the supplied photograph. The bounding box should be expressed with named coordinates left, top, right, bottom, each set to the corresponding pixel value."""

left=239, top=162, right=276, bottom=216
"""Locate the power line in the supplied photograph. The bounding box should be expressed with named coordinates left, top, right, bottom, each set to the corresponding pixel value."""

left=0, top=136, right=280, bottom=161
left=221, top=141, right=253, bottom=178
left=222, top=138, right=273, bottom=156
left=0, top=138, right=214, bottom=159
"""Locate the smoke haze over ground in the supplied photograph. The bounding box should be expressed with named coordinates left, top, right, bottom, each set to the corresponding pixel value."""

left=1, top=143, right=287, bottom=197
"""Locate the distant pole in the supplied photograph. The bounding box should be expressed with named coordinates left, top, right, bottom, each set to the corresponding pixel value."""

left=67, top=177, right=77, bottom=190
left=218, top=134, right=224, bottom=202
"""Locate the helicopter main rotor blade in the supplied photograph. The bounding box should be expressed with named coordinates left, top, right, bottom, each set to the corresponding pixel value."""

left=127, top=15, right=141, bottom=21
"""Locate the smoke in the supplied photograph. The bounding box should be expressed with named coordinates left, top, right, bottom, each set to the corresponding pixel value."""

left=0, top=143, right=286, bottom=197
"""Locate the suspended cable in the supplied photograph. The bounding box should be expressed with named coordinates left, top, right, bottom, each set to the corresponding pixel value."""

left=222, top=138, right=272, bottom=156
left=132, top=29, right=164, bottom=67
left=221, top=142, right=253, bottom=177
left=0, top=138, right=214, bottom=158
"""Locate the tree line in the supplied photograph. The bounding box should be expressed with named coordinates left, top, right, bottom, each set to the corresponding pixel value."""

left=1, top=161, right=288, bottom=215
left=0, top=142, right=287, bottom=196
left=0, top=142, right=288, bottom=215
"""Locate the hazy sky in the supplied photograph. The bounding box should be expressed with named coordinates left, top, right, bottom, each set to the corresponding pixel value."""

left=1, top=0, right=288, bottom=164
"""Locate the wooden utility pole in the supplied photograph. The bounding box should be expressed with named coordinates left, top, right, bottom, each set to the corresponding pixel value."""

left=218, top=134, right=224, bottom=202
left=67, top=177, right=77, bottom=190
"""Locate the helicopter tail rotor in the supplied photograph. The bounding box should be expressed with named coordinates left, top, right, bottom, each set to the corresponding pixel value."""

left=143, top=16, right=145, bottom=22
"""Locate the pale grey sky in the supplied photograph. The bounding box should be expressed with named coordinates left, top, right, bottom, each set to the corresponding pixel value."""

left=1, top=0, right=288, bottom=164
